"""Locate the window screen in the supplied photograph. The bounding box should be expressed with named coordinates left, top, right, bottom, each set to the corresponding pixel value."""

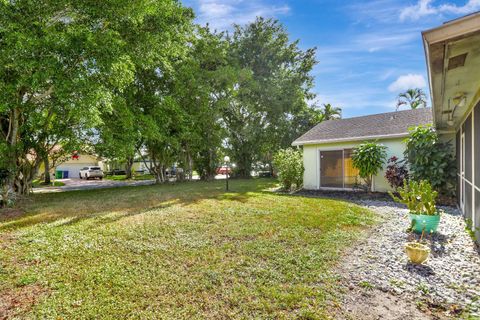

left=475, top=102, right=480, bottom=188
left=465, top=114, right=472, bottom=181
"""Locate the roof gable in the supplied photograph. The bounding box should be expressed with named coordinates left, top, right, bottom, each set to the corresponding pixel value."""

left=293, top=108, right=433, bottom=146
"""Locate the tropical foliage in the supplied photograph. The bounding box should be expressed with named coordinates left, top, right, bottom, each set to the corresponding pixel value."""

left=404, top=125, right=456, bottom=195
left=390, top=180, right=438, bottom=215
left=352, top=142, right=387, bottom=192
left=396, top=88, right=427, bottom=110
left=384, top=156, right=409, bottom=189
left=320, top=103, right=342, bottom=120
left=273, top=148, right=304, bottom=191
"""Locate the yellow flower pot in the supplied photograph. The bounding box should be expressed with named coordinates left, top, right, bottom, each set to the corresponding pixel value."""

left=405, top=242, right=430, bottom=264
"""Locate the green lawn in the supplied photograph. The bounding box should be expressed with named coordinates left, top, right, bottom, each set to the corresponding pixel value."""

left=0, top=179, right=376, bottom=319
left=31, top=179, right=65, bottom=188
left=105, top=174, right=155, bottom=181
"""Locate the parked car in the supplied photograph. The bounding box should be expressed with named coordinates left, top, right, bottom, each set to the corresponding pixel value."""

left=216, top=166, right=232, bottom=175
left=111, top=169, right=126, bottom=175
left=79, top=166, right=104, bottom=180
left=257, top=171, right=272, bottom=178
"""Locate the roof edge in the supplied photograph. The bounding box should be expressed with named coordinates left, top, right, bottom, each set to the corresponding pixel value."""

left=422, top=11, right=480, bottom=44
left=292, top=133, right=409, bottom=146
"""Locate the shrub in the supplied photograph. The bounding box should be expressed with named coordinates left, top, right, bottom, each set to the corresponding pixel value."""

left=404, top=125, right=456, bottom=195
left=384, top=156, right=409, bottom=189
left=352, top=142, right=387, bottom=192
left=390, top=180, right=438, bottom=215
left=273, top=148, right=304, bottom=191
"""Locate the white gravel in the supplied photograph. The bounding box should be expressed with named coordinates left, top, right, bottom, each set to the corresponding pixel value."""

left=339, top=200, right=480, bottom=316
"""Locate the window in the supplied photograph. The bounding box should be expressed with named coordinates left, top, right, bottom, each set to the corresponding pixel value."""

left=344, top=149, right=360, bottom=188
left=320, top=149, right=359, bottom=189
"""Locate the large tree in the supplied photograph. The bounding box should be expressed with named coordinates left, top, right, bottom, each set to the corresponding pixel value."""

left=95, top=97, right=140, bottom=179
left=172, top=27, right=234, bottom=181
left=225, top=17, right=317, bottom=178
left=0, top=0, right=193, bottom=199
left=0, top=1, right=128, bottom=196
left=93, top=1, right=193, bottom=181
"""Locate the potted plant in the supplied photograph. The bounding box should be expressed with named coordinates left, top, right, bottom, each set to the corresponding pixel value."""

left=405, top=229, right=430, bottom=264
left=390, top=180, right=440, bottom=233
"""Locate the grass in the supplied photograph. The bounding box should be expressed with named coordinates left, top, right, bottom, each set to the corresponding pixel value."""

left=0, top=179, right=376, bottom=319
left=31, top=179, right=65, bottom=188
left=105, top=174, right=155, bottom=181
left=358, top=281, right=374, bottom=290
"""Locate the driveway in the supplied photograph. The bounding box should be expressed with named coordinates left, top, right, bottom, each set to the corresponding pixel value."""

left=33, top=178, right=156, bottom=194
left=33, top=174, right=232, bottom=194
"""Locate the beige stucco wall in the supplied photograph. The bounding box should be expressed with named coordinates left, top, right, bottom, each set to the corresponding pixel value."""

left=61, top=154, right=100, bottom=165
left=301, top=137, right=407, bottom=192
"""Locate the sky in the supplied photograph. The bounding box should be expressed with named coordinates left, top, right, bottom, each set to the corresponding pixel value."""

left=181, top=0, right=480, bottom=118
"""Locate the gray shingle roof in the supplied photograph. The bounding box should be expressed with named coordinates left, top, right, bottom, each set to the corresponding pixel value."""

left=292, top=108, right=433, bottom=146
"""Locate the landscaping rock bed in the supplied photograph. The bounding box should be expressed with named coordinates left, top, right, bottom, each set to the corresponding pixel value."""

left=294, top=189, right=479, bottom=317
left=337, top=200, right=480, bottom=318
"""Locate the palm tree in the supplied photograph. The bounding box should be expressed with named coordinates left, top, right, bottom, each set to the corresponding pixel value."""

left=396, top=88, right=427, bottom=111
left=321, top=103, right=342, bottom=120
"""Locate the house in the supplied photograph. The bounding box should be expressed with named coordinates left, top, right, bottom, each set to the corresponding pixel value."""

left=56, top=153, right=104, bottom=179
left=132, top=160, right=151, bottom=174
left=423, top=12, right=480, bottom=239
left=292, top=108, right=433, bottom=192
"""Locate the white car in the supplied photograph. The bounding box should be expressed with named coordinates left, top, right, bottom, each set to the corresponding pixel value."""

left=79, top=166, right=104, bottom=180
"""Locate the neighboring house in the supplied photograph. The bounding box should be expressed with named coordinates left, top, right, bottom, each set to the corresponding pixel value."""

left=132, top=160, right=151, bottom=174
left=423, top=12, right=480, bottom=240
left=292, top=108, right=433, bottom=192
left=56, top=154, right=104, bottom=179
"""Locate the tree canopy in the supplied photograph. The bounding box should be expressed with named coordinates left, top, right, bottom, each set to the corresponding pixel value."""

left=0, top=3, right=324, bottom=203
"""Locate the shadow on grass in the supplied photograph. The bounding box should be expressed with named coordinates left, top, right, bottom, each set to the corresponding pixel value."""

left=0, top=179, right=277, bottom=232
left=269, top=189, right=374, bottom=208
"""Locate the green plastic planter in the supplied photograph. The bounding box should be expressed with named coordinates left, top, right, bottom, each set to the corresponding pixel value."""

left=409, top=213, right=440, bottom=233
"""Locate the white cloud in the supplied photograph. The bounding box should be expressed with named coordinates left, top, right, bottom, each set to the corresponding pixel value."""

left=388, top=74, right=426, bottom=92
left=400, top=0, right=480, bottom=21
left=354, top=30, right=418, bottom=52
left=346, top=0, right=405, bottom=24
left=193, top=0, right=290, bottom=30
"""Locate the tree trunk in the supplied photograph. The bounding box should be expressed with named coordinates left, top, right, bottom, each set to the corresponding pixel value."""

left=187, top=152, right=193, bottom=181
left=125, top=156, right=134, bottom=179
left=14, top=159, right=40, bottom=196
left=6, top=107, right=20, bottom=198
left=44, top=157, right=51, bottom=184
left=154, top=171, right=161, bottom=184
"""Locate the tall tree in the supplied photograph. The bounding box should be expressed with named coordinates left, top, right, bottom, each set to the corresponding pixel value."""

left=95, top=97, right=140, bottom=179
left=172, top=26, right=233, bottom=181
left=226, top=17, right=317, bottom=178
left=396, top=88, right=427, bottom=110
left=0, top=0, right=133, bottom=195
left=0, top=0, right=194, bottom=198
left=320, top=103, right=342, bottom=120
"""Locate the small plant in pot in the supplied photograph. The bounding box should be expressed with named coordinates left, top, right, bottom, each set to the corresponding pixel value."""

left=389, top=180, right=440, bottom=233
left=405, top=229, right=430, bottom=264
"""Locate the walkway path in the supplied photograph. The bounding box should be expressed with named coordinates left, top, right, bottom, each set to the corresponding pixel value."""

left=33, top=174, right=229, bottom=193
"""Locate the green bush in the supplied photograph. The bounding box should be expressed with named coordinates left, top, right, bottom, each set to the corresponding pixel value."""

left=389, top=180, right=438, bottom=215
left=404, top=125, right=456, bottom=195
left=352, top=142, right=387, bottom=192
left=273, top=148, right=304, bottom=191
